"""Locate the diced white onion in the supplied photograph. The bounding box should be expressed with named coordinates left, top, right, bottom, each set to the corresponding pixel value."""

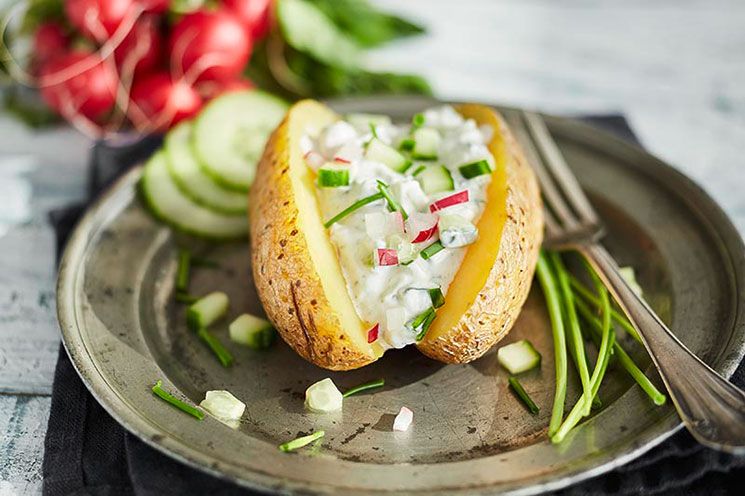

left=320, top=121, right=357, bottom=157
left=386, top=307, right=407, bottom=332
left=305, top=378, right=343, bottom=413
left=200, top=390, right=246, bottom=424
left=393, top=406, right=413, bottom=431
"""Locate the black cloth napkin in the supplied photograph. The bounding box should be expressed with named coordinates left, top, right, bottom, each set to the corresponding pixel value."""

left=44, top=116, right=744, bottom=496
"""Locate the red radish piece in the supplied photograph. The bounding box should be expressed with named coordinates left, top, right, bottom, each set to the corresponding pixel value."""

left=65, top=0, right=137, bottom=40
left=33, top=22, right=68, bottom=64
left=429, top=190, right=469, bottom=213
left=333, top=156, right=351, bottom=164
left=195, top=78, right=254, bottom=99
left=375, top=248, right=399, bottom=267
left=303, top=151, right=324, bottom=169
left=367, top=323, right=379, bottom=343
left=39, top=50, right=117, bottom=121
left=114, top=14, right=161, bottom=77
left=223, top=0, right=272, bottom=40
left=407, top=212, right=438, bottom=243
left=168, top=9, right=252, bottom=84
left=129, top=72, right=202, bottom=131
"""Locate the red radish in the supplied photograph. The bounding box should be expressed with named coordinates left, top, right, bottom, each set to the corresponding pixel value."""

left=195, top=78, right=254, bottom=99
left=333, top=156, right=351, bottom=164
left=407, top=212, right=439, bottom=243
left=39, top=50, right=117, bottom=121
left=429, top=190, right=469, bottom=213
left=65, top=0, right=137, bottom=40
left=114, top=14, right=161, bottom=77
left=375, top=248, right=399, bottom=267
left=168, top=9, right=252, bottom=84
left=129, top=72, right=202, bottom=131
left=367, top=323, right=379, bottom=343
left=223, top=0, right=272, bottom=40
left=33, top=22, right=68, bottom=64
left=303, top=151, right=324, bottom=169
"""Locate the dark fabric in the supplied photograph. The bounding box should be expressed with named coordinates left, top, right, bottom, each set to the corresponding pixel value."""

left=43, top=117, right=744, bottom=496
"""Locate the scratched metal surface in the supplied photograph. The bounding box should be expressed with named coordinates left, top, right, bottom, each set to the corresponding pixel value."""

left=55, top=99, right=745, bottom=494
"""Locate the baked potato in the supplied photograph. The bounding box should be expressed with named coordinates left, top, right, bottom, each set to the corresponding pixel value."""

left=250, top=100, right=542, bottom=370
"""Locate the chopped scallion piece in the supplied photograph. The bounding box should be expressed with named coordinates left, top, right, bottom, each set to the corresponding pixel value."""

left=428, top=287, right=445, bottom=308
left=318, top=167, right=350, bottom=188
left=410, top=307, right=434, bottom=329
left=412, top=165, right=426, bottom=176
left=175, top=292, right=199, bottom=304
left=369, top=122, right=378, bottom=139
left=411, top=113, right=425, bottom=129
left=508, top=376, right=539, bottom=415
left=323, top=192, right=385, bottom=228
left=197, top=327, right=234, bottom=367
left=420, top=240, right=444, bottom=260
left=399, top=137, right=415, bottom=151
left=458, top=159, right=491, bottom=179
left=152, top=380, right=204, bottom=420
left=342, top=378, right=385, bottom=398
left=176, top=249, right=191, bottom=293
left=279, top=431, right=325, bottom=452
left=376, top=181, right=408, bottom=220
left=416, top=309, right=436, bottom=341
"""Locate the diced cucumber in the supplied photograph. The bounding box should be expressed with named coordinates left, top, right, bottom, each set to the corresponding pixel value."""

left=192, top=90, right=288, bottom=192
left=458, top=159, right=491, bottom=179
left=365, top=138, right=411, bottom=173
left=416, top=165, right=454, bottom=194
left=317, top=165, right=350, bottom=187
left=411, top=128, right=440, bottom=160
left=346, top=113, right=391, bottom=131
left=305, top=378, right=343, bottom=413
left=498, top=340, right=542, bottom=374
left=438, top=214, right=478, bottom=247
left=165, top=122, right=247, bottom=215
left=229, top=314, right=276, bottom=350
left=398, top=137, right=415, bottom=151
left=428, top=287, right=445, bottom=308
left=187, top=292, right=229, bottom=330
left=140, top=153, right=248, bottom=239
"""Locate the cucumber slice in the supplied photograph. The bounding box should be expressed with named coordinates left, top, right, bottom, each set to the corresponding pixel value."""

left=317, top=165, right=350, bottom=187
left=346, top=113, right=391, bottom=131
left=229, top=314, right=276, bottom=350
left=498, top=340, right=542, bottom=374
left=416, top=165, right=454, bottom=194
left=187, top=291, right=229, bottom=330
left=193, top=91, right=288, bottom=192
left=411, top=128, right=440, bottom=160
left=458, top=159, right=491, bottom=179
left=140, top=152, right=248, bottom=239
left=365, top=138, right=411, bottom=173
left=165, top=122, right=247, bottom=215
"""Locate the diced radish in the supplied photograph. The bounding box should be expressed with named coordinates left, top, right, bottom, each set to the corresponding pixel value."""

left=367, top=323, right=379, bottom=343
left=303, top=151, right=325, bottom=170
left=365, top=212, right=405, bottom=239
left=333, top=156, right=351, bottom=164
left=393, top=406, right=413, bottom=431
left=407, top=212, right=439, bottom=243
left=375, top=248, right=399, bottom=267
left=429, top=190, right=470, bottom=213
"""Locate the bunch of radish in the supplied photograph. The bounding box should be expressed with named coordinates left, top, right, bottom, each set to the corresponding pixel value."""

left=23, top=0, right=272, bottom=136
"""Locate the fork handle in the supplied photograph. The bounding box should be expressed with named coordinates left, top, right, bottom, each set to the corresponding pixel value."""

left=578, top=243, right=745, bottom=454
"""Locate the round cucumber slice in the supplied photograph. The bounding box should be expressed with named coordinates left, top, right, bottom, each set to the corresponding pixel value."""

left=192, top=91, right=288, bottom=192
left=140, top=152, right=248, bottom=240
left=165, top=122, right=247, bottom=215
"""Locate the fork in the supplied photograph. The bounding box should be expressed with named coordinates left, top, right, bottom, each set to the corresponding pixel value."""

left=512, top=109, right=745, bottom=454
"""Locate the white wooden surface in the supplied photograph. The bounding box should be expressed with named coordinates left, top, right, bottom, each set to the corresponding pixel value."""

left=1, top=0, right=744, bottom=493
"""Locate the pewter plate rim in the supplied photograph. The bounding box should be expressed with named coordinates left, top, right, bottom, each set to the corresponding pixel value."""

left=57, top=98, right=745, bottom=495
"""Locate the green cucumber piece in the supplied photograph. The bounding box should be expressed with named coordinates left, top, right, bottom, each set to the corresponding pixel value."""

left=398, top=137, right=415, bottom=151
left=317, top=166, right=350, bottom=187
left=229, top=314, right=276, bottom=350
left=365, top=138, right=411, bottom=173
left=140, top=152, right=248, bottom=239
left=416, top=165, right=454, bottom=194
left=165, top=122, right=247, bottom=215
left=498, top=339, right=542, bottom=374
left=411, top=128, right=440, bottom=160
left=193, top=90, right=287, bottom=192
left=187, top=291, right=229, bottom=331
left=428, top=287, right=445, bottom=308
left=459, top=159, right=491, bottom=179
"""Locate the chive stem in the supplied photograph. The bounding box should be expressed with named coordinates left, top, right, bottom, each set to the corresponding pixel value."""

left=376, top=181, right=408, bottom=220
left=420, top=240, right=444, bottom=260
left=279, top=431, right=325, bottom=452
left=508, top=376, right=540, bottom=415
left=197, top=328, right=234, bottom=367
left=343, top=378, right=385, bottom=398
left=175, top=292, right=199, bottom=304
left=176, top=249, right=191, bottom=293
left=323, top=192, right=384, bottom=228
left=152, top=380, right=204, bottom=420
left=536, top=251, right=568, bottom=437
left=568, top=274, right=641, bottom=343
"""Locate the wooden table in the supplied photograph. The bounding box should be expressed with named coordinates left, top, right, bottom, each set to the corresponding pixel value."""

left=2, top=0, right=744, bottom=493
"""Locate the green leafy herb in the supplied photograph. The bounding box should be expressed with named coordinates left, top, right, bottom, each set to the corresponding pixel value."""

left=343, top=378, right=385, bottom=397
left=279, top=430, right=325, bottom=452
left=152, top=380, right=204, bottom=420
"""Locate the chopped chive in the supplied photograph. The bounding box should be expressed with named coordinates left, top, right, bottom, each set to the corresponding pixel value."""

left=411, top=113, right=425, bottom=129
left=399, top=137, right=415, bottom=151
left=176, top=249, right=191, bottom=293
left=410, top=307, right=434, bottom=329
left=420, top=240, right=444, bottom=260
left=376, top=181, right=408, bottom=220
left=152, top=380, right=204, bottom=420
left=369, top=122, right=378, bottom=139
left=458, top=159, right=491, bottom=179
left=416, top=309, right=436, bottom=341
left=412, top=165, right=426, bottom=176
left=428, top=287, right=445, bottom=308
left=197, top=328, right=234, bottom=367
left=536, top=251, right=568, bottom=437
left=343, top=378, right=385, bottom=397
left=508, top=376, right=539, bottom=415
left=568, top=274, right=641, bottom=343
left=279, top=430, right=325, bottom=452
left=175, top=292, right=199, bottom=304
left=191, top=257, right=221, bottom=269
left=323, top=192, right=385, bottom=228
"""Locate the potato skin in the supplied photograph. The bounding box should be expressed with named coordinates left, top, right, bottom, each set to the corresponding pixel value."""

left=416, top=106, right=543, bottom=363
left=250, top=107, right=377, bottom=370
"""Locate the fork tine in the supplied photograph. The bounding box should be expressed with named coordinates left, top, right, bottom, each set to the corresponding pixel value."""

left=509, top=112, right=579, bottom=229
left=523, top=111, right=600, bottom=226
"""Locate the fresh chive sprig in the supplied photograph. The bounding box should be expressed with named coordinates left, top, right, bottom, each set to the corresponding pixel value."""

left=323, top=192, right=384, bottom=228
left=343, top=378, right=385, bottom=398
left=279, top=431, right=325, bottom=452
left=508, top=376, right=539, bottom=415
left=152, top=380, right=204, bottom=420
left=197, top=328, right=234, bottom=367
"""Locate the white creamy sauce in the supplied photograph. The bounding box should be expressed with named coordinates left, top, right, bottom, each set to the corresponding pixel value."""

left=304, top=106, right=495, bottom=349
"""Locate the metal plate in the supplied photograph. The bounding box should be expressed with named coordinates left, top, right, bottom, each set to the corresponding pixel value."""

left=57, top=97, right=745, bottom=495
